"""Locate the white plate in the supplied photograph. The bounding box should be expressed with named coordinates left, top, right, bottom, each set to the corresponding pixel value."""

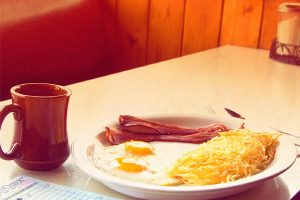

left=71, top=115, right=298, bottom=200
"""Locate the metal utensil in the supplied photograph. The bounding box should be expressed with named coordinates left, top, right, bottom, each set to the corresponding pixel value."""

left=224, top=108, right=245, bottom=120
left=224, top=107, right=300, bottom=143
left=207, top=106, right=299, bottom=156
left=267, top=126, right=300, bottom=139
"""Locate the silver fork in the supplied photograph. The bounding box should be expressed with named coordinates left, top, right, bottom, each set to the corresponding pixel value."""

left=224, top=107, right=300, bottom=137
left=207, top=106, right=300, bottom=140
left=223, top=107, right=300, bottom=147
left=206, top=106, right=300, bottom=156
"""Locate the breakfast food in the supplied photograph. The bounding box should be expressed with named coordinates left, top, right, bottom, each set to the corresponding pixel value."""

left=168, top=129, right=279, bottom=185
left=119, top=115, right=228, bottom=135
left=106, top=115, right=229, bottom=144
left=106, top=127, right=221, bottom=144
left=94, top=116, right=280, bottom=187
left=93, top=140, right=198, bottom=185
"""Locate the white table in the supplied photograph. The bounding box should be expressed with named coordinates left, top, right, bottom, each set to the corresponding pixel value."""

left=1, top=46, right=299, bottom=199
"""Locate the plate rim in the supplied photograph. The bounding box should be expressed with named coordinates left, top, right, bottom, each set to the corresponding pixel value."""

left=71, top=114, right=298, bottom=193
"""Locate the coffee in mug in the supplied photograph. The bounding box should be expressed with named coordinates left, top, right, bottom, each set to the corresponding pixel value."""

left=0, top=83, right=71, bottom=171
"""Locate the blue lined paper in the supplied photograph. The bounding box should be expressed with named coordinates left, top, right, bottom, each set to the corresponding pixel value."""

left=0, top=176, right=120, bottom=200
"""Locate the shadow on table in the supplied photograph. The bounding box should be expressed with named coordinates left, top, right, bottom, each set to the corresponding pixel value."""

left=220, top=177, right=290, bottom=200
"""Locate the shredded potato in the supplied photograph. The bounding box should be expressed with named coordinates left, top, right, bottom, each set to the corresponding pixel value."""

left=168, top=129, right=279, bottom=185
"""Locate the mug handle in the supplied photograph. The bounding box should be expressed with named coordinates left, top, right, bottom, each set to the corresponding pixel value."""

left=0, top=104, right=22, bottom=160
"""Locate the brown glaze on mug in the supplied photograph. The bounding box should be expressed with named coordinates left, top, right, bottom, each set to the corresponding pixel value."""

left=0, top=83, right=71, bottom=171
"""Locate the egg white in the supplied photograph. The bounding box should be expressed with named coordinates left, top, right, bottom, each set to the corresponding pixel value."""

left=93, top=141, right=199, bottom=185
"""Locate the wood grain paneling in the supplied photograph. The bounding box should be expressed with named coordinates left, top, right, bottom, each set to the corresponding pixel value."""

left=220, top=0, right=264, bottom=48
left=147, top=0, right=185, bottom=64
left=2, top=0, right=294, bottom=101
left=182, top=0, right=223, bottom=55
left=259, top=0, right=300, bottom=49
left=114, top=0, right=149, bottom=70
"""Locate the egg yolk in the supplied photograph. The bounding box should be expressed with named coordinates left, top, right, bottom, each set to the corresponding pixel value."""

left=116, top=157, right=146, bottom=172
left=124, top=141, right=154, bottom=155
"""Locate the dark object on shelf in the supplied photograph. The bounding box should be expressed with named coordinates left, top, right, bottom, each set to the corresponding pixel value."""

left=269, top=39, right=300, bottom=66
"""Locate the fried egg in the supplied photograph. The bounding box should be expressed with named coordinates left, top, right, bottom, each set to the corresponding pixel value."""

left=93, top=140, right=198, bottom=185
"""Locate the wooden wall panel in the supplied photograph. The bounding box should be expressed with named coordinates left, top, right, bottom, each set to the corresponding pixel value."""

left=2, top=0, right=293, bottom=101
left=220, top=0, right=264, bottom=48
left=114, top=0, right=149, bottom=70
left=259, top=0, right=300, bottom=49
left=182, top=0, right=223, bottom=55
left=147, top=0, right=185, bottom=64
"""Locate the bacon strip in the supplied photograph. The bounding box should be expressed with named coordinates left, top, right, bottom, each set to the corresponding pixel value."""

left=105, top=127, right=220, bottom=145
left=104, top=115, right=231, bottom=145
left=119, top=115, right=226, bottom=135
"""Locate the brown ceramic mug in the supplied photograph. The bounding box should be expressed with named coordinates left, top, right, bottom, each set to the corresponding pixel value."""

left=0, top=83, right=71, bottom=171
